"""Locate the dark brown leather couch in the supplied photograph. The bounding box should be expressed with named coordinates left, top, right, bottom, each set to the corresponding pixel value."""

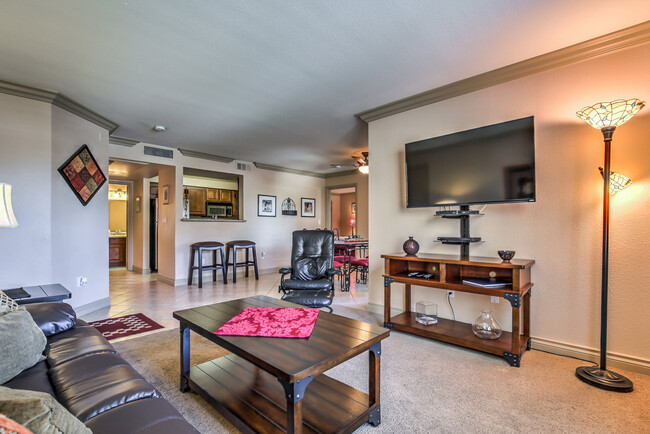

left=3, top=303, right=197, bottom=433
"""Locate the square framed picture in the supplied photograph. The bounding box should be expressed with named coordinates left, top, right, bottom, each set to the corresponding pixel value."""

left=162, top=185, right=170, bottom=204
left=57, top=144, right=106, bottom=206
left=351, top=202, right=356, bottom=214
left=258, top=194, right=276, bottom=217
left=301, top=198, right=316, bottom=217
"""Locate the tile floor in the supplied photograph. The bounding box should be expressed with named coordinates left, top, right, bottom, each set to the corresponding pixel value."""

left=80, top=268, right=369, bottom=333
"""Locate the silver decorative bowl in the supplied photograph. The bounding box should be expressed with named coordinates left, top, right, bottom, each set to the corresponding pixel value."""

left=497, top=250, right=516, bottom=262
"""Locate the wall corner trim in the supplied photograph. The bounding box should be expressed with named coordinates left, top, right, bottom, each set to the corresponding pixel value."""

left=356, top=20, right=650, bottom=122
left=0, top=79, right=119, bottom=132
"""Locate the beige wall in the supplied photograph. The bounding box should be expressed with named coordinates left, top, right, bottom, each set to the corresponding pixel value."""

left=131, top=178, right=146, bottom=271
left=108, top=200, right=127, bottom=232
left=368, top=43, right=650, bottom=366
left=0, top=95, right=110, bottom=312
left=331, top=194, right=341, bottom=231
left=339, top=193, right=356, bottom=236
left=325, top=172, right=368, bottom=239
left=157, top=166, right=176, bottom=283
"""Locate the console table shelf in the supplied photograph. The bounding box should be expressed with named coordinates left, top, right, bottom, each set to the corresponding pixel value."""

left=382, top=252, right=535, bottom=366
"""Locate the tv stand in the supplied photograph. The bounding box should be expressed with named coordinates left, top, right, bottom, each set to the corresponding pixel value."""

left=381, top=253, right=535, bottom=366
left=436, top=205, right=481, bottom=257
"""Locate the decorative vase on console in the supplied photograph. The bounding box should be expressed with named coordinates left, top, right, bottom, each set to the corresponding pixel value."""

left=472, top=309, right=502, bottom=340
left=403, top=236, right=420, bottom=255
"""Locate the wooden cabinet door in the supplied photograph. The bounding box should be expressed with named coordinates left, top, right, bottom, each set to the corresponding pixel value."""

left=218, top=189, right=233, bottom=202
left=206, top=188, right=218, bottom=201
left=188, top=187, right=206, bottom=215
left=109, top=238, right=126, bottom=267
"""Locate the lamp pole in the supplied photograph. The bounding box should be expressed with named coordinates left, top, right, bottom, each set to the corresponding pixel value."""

left=599, top=127, right=613, bottom=371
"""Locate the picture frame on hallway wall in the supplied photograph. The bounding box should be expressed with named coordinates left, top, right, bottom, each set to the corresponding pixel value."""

left=301, top=198, right=316, bottom=217
left=57, top=144, right=106, bottom=206
left=258, top=194, right=276, bottom=217
left=162, top=185, right=170, bottom=204
left=351, top=202, right=356, bottom=214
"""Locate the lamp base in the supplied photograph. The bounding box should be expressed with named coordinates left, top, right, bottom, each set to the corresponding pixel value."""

left=575, top=366, right=633, bottom=392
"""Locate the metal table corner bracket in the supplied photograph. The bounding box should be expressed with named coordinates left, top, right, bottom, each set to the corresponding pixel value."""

left=369, top=342, right=381, bottom=357
left=503, top=292, right=520, bottom=307
left=383, top=322, right=394, bottom=329
left=503, top=352, right=520, bottom=367
left=278, top=375, right=313, bottom=403
left=384, top=276, right=394, bottom=286
left=368, top=405, right=381, bottom=426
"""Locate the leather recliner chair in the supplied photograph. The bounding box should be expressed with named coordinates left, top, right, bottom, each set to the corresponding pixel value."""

left=278, top=229, right=337, bottom=312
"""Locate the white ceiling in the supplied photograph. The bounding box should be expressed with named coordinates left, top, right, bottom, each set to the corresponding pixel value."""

left=1, top=1, right=648, bottom=173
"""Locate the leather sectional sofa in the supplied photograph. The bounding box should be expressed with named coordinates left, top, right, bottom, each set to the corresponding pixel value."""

left=3, top=302, right=198, bottom=433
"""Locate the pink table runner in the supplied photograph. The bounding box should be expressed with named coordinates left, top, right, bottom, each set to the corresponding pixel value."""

left=215, top=307, right=320, bottom=338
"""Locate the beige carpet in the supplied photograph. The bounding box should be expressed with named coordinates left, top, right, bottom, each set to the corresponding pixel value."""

left=113, top=306, right=650, bottom=433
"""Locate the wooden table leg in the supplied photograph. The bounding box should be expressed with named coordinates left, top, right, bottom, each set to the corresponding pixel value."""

left=523, top=291, right=531, bottom=348
left=404, top=283, right=411, bottom=313
left=278, top=376, right=313, bottom=434
left=368, top=342, right=381, bottom=426
left=180, top=324, right=190, bottom=392
left=384, top=277, right=393, bottom=327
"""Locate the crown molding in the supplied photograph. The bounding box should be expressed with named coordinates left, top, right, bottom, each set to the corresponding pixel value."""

left=253, top=162, right=325, bottom=178
left=357, top=20, right=650, bottom=122
left=109, top=136, right=140, bottom=147
left=178, top=148, right=235, bottom=163
left=0, top=79, right=119, bottom=132
left=324, top=169, right=359, bottom=178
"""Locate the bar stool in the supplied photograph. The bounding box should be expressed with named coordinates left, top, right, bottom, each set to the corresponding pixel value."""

left=188, top=241, right=227, bottom=288
left=225, top=240, right=259, bottom=283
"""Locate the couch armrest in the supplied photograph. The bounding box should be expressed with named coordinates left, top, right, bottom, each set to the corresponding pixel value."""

left=25, top=303, right=76, bottom=337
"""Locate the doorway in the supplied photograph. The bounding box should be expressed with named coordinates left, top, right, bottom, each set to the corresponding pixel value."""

left=108, top=182, right=131, bottom=269
left=329, top=186, right=357, bottom=237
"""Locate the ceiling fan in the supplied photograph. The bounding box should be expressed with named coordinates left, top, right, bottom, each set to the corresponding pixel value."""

left=330, top=152, right=369, bottom=174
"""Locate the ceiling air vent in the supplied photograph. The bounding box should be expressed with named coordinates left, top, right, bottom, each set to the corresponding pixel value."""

left=236, top=162, right=250, bottom=171
left=144, top=146, right=173, bottom=159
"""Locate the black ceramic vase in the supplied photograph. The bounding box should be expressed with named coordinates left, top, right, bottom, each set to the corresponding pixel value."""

left=403, top=236, right=420, bottom=255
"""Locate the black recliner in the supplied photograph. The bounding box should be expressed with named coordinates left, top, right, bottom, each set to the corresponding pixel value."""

left=279, top=230, right=337, bottom=312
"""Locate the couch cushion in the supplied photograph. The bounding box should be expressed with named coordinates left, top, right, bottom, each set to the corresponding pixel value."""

left=85, top=397, right=199, bottom=434
left=0, top=414, right=32, bottom=434
left=25, top=302, right=76, bottom=337
left=46, top=324, right=116, bottom=368
left=0, top=310, right=47, bottom=385
left=2, top=360, right=55, bottom=397
left=0, top=386, right=91, bottom=434
left=50, top=352, right=161, bottom=422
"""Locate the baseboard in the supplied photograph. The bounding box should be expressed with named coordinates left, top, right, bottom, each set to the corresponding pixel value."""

left=132, top=266, right=151, bottom=275
left=161, top=266, right=280, bottom=287
left=531, top=337, right=650, bottom=376
left=72, top=297, right=111, bottom=317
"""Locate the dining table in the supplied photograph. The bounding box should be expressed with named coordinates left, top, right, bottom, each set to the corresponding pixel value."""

left=334, top=238, right=369, bottom=291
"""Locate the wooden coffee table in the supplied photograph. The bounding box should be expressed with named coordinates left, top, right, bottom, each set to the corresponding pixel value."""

left=173, top=295, right=389, bottom=434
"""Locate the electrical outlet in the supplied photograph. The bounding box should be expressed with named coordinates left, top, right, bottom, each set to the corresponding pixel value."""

left=261, top=251, right=266, bottom=259
left=447, top=290, right=454, bottom=298
left=77, top=276, right=88, bottom=287
left=491, top=296, right=499, bottom=303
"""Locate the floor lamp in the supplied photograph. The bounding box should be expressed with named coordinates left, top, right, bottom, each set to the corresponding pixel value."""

left=575, top=98, right=645, bottom=392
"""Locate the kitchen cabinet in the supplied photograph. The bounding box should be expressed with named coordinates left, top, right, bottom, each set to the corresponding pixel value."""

left=109, top=237, right=126, bottom=267
left=206, top=188, right=218, bottom=201
left=188, top=187, right=206, bottom=216
left=218, top=189, right=233, bottom=202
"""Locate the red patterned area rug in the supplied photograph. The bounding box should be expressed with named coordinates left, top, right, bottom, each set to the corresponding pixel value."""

left=88, top=313, right=163, bottom=340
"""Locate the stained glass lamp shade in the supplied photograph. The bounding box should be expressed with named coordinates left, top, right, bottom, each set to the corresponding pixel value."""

left=576, top=98, right=645, bottom=130
left=598, top=168, right=631, bottom=195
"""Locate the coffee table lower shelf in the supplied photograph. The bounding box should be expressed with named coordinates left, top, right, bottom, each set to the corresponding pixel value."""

left=187, top=354, right=375, bottom=434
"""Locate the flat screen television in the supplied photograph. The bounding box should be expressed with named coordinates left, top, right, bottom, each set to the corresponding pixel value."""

left=405, top=116, right=535, bottom=208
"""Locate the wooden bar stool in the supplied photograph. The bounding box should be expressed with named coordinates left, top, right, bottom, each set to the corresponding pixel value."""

left=188, top=241, right=227, bottom=288
left=225, top=240, right=259, bottom=283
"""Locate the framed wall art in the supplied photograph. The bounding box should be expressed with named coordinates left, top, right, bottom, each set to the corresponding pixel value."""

left=258, top=194, right=276, bottom=217
left=301, top=198, right=315, bottom=217
left=57, top=144, right=106, bottom=206
left=162, top=185, right=170, bottom=204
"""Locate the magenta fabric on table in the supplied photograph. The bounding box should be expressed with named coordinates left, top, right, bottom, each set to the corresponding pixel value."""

left=214, top=307, right=320, bottom=338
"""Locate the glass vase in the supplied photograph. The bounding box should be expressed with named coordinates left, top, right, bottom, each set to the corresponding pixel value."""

left=472, top=309, right=502, bottom=340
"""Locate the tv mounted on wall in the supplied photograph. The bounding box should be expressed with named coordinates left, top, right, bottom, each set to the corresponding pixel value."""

left=405, top=116, right=535, bottom=208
